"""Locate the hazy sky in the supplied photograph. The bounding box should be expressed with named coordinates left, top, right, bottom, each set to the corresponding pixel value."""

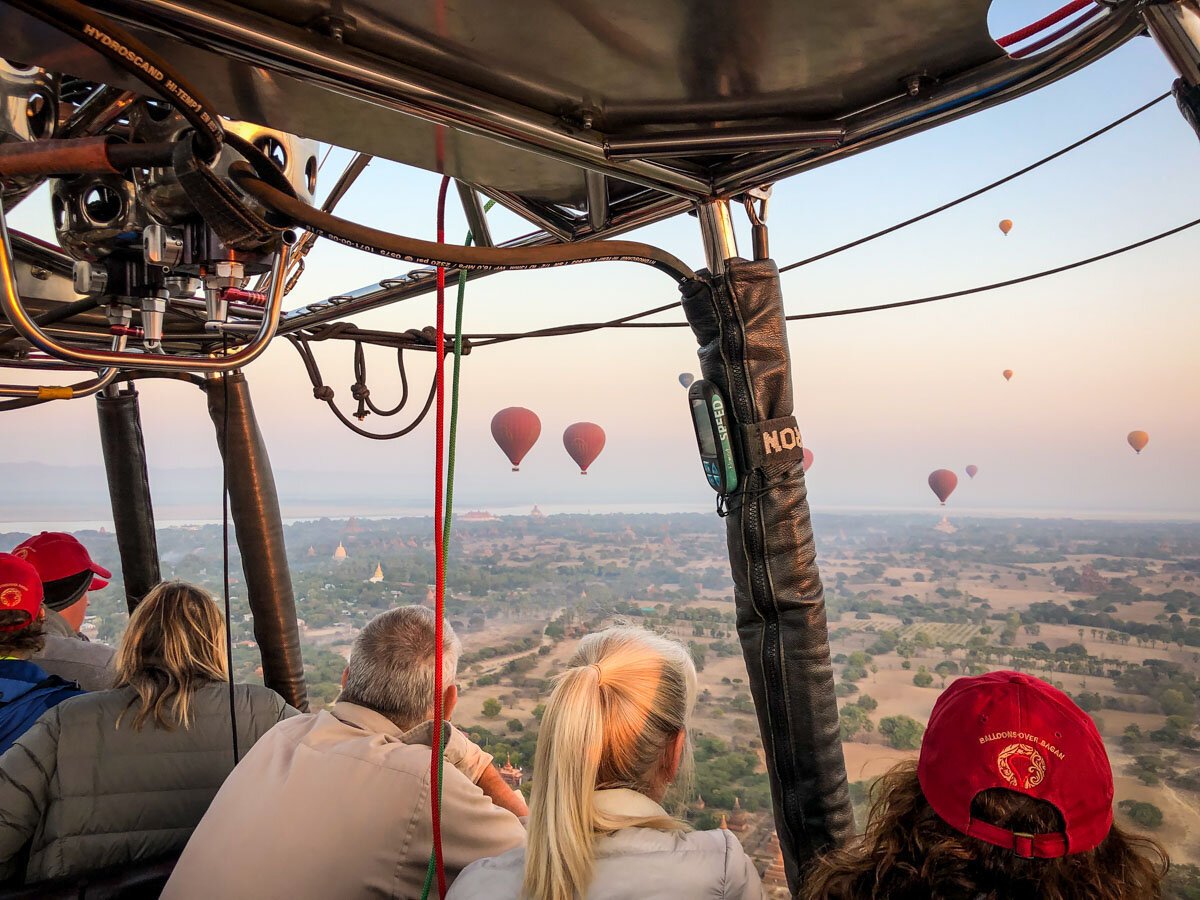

left=4, top=1, right=1199, bottom=520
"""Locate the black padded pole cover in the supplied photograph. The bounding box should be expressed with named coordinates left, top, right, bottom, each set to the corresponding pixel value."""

left=207, top=371, right=309, bottom=711
left=680, top=259, right=852, bottom=890
left=96, top=388, right=161, bottom=613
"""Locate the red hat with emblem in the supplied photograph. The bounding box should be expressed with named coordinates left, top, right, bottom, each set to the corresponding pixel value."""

left=917, top=670, right=1113, bottom=858
left=11, top=532, right=111, bottom=611
left=0, top=552, right=45, bottom=631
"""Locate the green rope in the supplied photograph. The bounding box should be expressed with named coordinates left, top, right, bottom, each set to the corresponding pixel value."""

left=421, top=201, right=493, bottom=898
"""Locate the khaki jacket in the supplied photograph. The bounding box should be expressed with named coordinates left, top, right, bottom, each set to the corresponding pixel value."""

left=163, top=702, right=526, bottom=900
left=449, top=789, right=764, bottom=900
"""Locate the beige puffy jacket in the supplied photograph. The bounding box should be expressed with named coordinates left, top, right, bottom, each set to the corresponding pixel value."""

left=448, top=788, right=765, bottom=900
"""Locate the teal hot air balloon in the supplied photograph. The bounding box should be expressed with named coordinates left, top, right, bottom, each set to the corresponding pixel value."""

left=679, top=372, right=695, bottom=389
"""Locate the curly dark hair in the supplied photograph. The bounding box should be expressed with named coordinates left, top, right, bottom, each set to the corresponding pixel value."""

left=0, top=611, right=45, bottom=654
left=802, top=761, right=1167, bottom=900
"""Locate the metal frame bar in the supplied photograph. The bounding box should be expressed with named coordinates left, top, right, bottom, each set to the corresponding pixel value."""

left=456, top=181, right=495, bottom=248
left=473, top=187, right=578, bottom=242
left=697, top=200, right=738, bottom=275
left=712, top=3, right=1142, bottom=193
left=87, top=0, right=711, bottom=199
left=0, top=3, right=1145, bottom=352
left=606, top=121, right=844, bottom=161
left=1143, top=0, right=1200, bottom=85
left=77, top=0, right=1138, bottom=203
left=585, top=171, right=609, bottom=232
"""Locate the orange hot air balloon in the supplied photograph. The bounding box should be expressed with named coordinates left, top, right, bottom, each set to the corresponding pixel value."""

left=999, top=219, right=1013, bottom=236
left=1127, top=431, right=1149, bottom=455
left=563, top=422, right=606, bottom=474
left=928, top=469, right=958, bottom=506
left=491, top=407, right=541, bottom=471
left=965, top=465, right=978, bottom=479
left=802, top=448, right=814, bottom=472
left=1002, top=369, right=1013, bottom=382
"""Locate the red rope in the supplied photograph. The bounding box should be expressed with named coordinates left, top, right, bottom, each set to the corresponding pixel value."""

left=430, top=174, right=451, bottom=898
left=995, top=0, right=1092, bottom=48
left=1009, top=4, right=1103, bottom=58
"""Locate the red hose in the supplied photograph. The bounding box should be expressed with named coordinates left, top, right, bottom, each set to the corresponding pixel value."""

left=995, top=0, right=1092, bottom=48
left=430, top=175, right=450, bottom=898
left=1009, top=4, right=1103, bottom=58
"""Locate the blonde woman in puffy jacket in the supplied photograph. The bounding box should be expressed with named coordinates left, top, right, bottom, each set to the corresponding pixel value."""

left=0, top=581, right=296, bottom=885
left=449, top=625, right=763, bottom=900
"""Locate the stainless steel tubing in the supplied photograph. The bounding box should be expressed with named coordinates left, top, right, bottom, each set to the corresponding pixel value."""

left=1143, top=1, right=1200, bottom=85
left=0, top=333, right=126, bottom=399
left=0, top=199, right=291, bottom=372
left=606, top=122, right=843, bottom=160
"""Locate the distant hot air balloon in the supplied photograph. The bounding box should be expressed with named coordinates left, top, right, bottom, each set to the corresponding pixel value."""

left=491, top=407, right=541, bottom=471
left=928, top=469, right=958, bottom=506
left=999, top=219, right=1013, bottom=236
left=1127, top=430, right=1149, bottom=455
left=679, top=372, right=695, bottom=389
left=802, top=448, right=814, bottom=472
left=564, top=422, right=606, bottom=474
left=1002, top=369, right=1013, bottom=382
left=965, top=465, right=978, bottom=479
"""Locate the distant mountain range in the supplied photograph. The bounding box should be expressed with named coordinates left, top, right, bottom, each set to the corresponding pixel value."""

left=1, top=462, right=432, bottom=523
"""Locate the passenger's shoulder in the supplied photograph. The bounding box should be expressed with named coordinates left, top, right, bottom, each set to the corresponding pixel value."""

left=603, top=824, right=733, bottom=855
left=448, top=846, right=526, bottom=897
left=53, top=686, right=132, bottom=713
left=682, top=826, right=743, bottom=855
left=237, top=681, right=288, bottom=708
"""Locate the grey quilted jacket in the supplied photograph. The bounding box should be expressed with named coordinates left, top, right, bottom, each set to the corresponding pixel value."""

left=0, top=680, right=296, bottom=884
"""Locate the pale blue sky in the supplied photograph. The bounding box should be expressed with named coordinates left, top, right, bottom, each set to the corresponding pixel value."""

left=4, top=1, right=1199, bottom=519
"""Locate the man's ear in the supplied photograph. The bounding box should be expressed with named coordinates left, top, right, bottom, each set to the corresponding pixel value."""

left=340, top=667, right=349, bottom=689
left=443, top=684, right=458, bottom=720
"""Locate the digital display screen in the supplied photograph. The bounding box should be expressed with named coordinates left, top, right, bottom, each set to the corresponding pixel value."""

left=693, top=398, right=718, bottom=456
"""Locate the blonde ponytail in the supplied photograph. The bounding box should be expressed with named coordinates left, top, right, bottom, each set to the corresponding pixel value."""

left=523, top=627, right=697, bottom=900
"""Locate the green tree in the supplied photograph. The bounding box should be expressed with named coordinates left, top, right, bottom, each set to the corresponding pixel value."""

left=532, top=703, right=546, bottom=721
left=506, top=718, right=524, bottom=733
left=1118, top=799, right=1164, bottom=829
left=839, top=704, right=874, bottom=741
left=913, top=667, right=933, bottom=688
left=879, top=715, right=925, bottom=750
left=856, top=694, right=878, bottom=712
left=482, top=697, right=502, bottom=718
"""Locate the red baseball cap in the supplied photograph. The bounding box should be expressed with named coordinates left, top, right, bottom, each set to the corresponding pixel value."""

left=917, top=670, right=1113, bottom=858
left=0, top=553, right=45, bottom=631
left=11, top=532, right=111, bottom=610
